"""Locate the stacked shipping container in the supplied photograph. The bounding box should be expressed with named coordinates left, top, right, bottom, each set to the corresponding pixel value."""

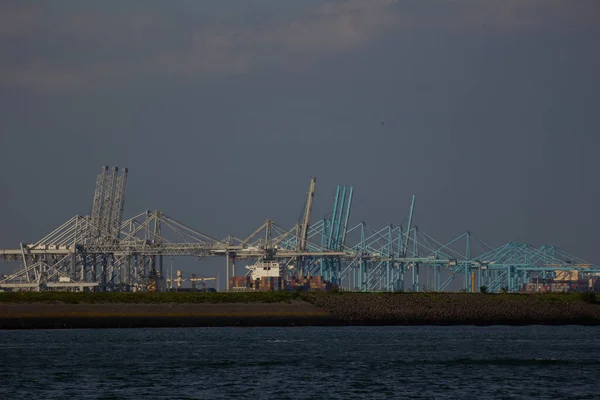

left=228, top=276, right=284, bottom=291
left=228, top=275, right=337, bottom=292
left=255, top=276, right=284, bottom=291
left=520, top=278, right=600, bottom=293
left=287, top=275, right=337, bottom=292
left=230, top=276, right=251, bottom=290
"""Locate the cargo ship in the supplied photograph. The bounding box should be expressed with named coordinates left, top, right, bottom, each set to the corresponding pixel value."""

left=229, top=261, right=337, bottom=292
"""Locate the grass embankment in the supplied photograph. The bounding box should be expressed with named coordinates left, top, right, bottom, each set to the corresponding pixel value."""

left=0, top=291, right=302, bottom=304
left=0, top=291, right=329, bottom=329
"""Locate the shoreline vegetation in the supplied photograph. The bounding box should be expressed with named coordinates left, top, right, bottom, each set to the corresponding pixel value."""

left=1, top=292, right=598, bottom=329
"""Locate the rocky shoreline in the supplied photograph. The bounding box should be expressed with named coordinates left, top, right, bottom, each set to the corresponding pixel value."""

left=305, top=293, right=600, bottom=326
left=1, top=293, right=599, bottom=329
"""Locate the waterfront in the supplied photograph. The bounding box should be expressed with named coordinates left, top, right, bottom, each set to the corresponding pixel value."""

left=0, top=326, right=598, bottom=399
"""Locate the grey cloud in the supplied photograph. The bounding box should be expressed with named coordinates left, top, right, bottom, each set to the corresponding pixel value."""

left=0, top=0, right=399, bottom=91
left=0, top=5, right=38, bottom=38
left=0, top=0, right=596, bottom=92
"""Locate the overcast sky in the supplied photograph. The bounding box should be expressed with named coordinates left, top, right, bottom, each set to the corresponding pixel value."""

left=1, top=0, right=599, bottom=277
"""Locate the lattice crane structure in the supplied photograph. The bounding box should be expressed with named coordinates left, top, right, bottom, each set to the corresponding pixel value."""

left=1, top=167, right=599, bottom=292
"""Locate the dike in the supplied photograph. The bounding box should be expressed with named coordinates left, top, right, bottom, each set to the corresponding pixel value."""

left=1, top=292, right=599, bottom=329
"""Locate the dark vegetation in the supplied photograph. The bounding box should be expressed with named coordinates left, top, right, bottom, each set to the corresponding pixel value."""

left=0, top=291, right=302, bottom=304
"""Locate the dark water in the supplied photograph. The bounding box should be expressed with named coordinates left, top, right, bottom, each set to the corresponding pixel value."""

left=0, top=326, right=599, bottom=399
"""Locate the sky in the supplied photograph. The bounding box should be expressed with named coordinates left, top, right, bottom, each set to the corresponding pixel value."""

left=1, top=0, right=599, bottom=282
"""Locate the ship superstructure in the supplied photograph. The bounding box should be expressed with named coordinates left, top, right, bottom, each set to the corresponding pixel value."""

left=246, top=261, right=284, bottom=281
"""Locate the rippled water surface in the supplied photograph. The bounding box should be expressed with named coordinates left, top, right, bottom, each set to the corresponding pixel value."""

left=0, top=326, right=599, bottom=399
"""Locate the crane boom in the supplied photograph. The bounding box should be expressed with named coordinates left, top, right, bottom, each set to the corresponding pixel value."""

left=403, top=194, right=416, bottom=257
left=299, top=177, right=316, bottom=252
